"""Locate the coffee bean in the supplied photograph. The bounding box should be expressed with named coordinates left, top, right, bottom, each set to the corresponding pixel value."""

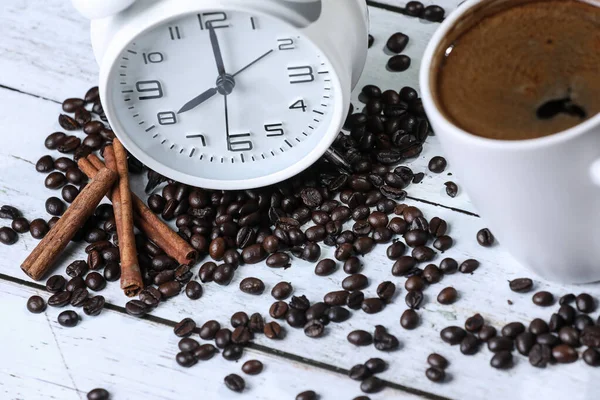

left=574, top=315, right=594, bottom=331
left=268, top=282, right=292, bottom=300
left=376, top=281, right=396, bottom=302
left=552, top=344, right=578, bottom=363
left=264, top=321, right=283, bottom=339
left=343, top=274, right=368, bottom=291
left=198, top=262, right=217, bottom=282
left=58, top=136, right=81, bottom=153
left=526, top=343, right=551, bottom=368
left=427, top=353, right=448, bottom=370
left=514, top=332, right=536, bottom=356
left=537, top=332, right=560, bottom=347
left=45, top=132, right=67, bottom=149
left=576, top=293, right=596, bottom=313
left=85, top=271, right=106, bottom=291
left=66, top=276, right=85, bottom=292
left=45, top=275, right=66, bottom=293
left=360, top=376, right=384, bottom=394
left=478, top=325, right=497, bottom=342
left=444, top=181, right=458, bottom=197
left=488, top=336, right=514, bottom=352
left=173, top=317, right=196, bottom=338
left=45, top=197, right=65, bottom=216
left=48, top=291, right=71, bottom=307
left=490, top=351, right=512, bottom=369
left=475, top=228, right=495, bottom=247
left=304, top=319, right=325, bottom=338
left=559, top=293, right=576, bottom=305
left=405, top=290, right=423, bottom=309
left=464, top=313, right=484, bottom=332
left=0, top=227, right=18, bottom=245
left=388, top=54, right=411, bottom=72
left=426, top=367, right=445, bottom=383
left=175, top=351, right=197, bottom=368
left=85, top=87, right=100, bottom=103
left=45, top=172, right=67, bottom=189
left=86, top=388, right=109, bottom=400
left=70, top=287, right=89, bottom=307
left=501, top=322, right=525, bottom=339
left=194, top=344, right=217, bottom=361
left=239, top=277, right=265, bottom=295
left=404, top=229, right=428, bottom=247
left=460, top=333, right=479, bottom=355
left=223, top=344, right=244, bottom=361
left=215, top=328, right=233, bottom=349
left=362, top=298, right=385, bottom=314
left=509, top=278, right=533, bottom=293
left=400, top=309, right=419, bottom=329
left=349, top=364, right=371, bottom=381
left=437, top=287, right=457, bottom=305
left=440, top=326, right=466, bottom=345
left=158, top=281, right=181, bottom=298
left=423, top=5, right=445, bottom=22
left=58, top=114, right=80, bottom=131
left=421, top=264, right=440, bottom=284
left=199, top=320, right=220, bottom=340
left=27, top=295, right=46, bottom=314
left=347, top=330, right=373, bottom=346
left=35, top=155, right=55, bottom=173
left=388, top=217, right=408, bottom=235
left=268, top=301, right=288, bottom=319
left=373, top=325, right=400, bottom=351
left=61, top=185, right=79, bottom=203
left=242, top=359, right=263, bottom=375
left=296, top=390, right=318, bottom=400
left=213, top=263, right=235, bottom=285
left=583, top=347, right=600, bottom=366
left=138, top=287, right=161, bottom=308
left=392, top=256, right=417, bottom=276
left=83, top=295, right=105, bottom=316
left=405, top=275, right=425, bottom=291
left=428, top=156, right=447, bottom=173
left=182, top=281, right=202, bottom=300
left=11, top=217, right=29, bottom=233
left=231, top=326, right=253, bottom=344
left=229, top=312, right=249, bottom=328
left=386, top=32, right=409, bottom=54
left=314, top=258, right=337, bottom=276
left=528, top=318, right=549, bottom=335
left=178, top=338, right=200, bottom=353
left=57, top=310, right=79, bottom=327
left=459, top=259, right=479, bottom=273
left=433, top=235, right=452, bottom=251
left=101, top=262, right=119, bottom=282
left=581, top=326, right=600, bottom=347
left=557, top=326, right=580, bottom=347
left=532, top=291, right=554, bottom=306
left=439, top=257, right=458, bottom=274
left=428, top=217, right=447, bottom=237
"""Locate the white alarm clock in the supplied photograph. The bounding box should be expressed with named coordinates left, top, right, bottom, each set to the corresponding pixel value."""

left=72, top=0, right=369, bottom=189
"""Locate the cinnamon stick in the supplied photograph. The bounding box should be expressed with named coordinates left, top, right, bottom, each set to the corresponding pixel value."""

left=21, top=168, right=117, bottom=280
left=104, top=143, right=143, bottom=297
left=81, top=155, right=197, bottom=266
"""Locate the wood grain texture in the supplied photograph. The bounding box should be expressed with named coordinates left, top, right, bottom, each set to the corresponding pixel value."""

left=0, top=1, right=598, bottom=400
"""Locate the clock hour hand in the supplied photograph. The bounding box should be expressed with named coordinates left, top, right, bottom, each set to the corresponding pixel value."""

left=208, top=21, right=226, bottom=77
left=177, top=87, right=218, bottom=114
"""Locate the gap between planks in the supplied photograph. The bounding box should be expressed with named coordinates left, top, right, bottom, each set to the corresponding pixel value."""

left=0, top=271, right=451, bottom=400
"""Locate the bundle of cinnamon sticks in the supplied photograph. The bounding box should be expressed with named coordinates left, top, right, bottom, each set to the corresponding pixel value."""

left=21, top=139, right=197, bottom=297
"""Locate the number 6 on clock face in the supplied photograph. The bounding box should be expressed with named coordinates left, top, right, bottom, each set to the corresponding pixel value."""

left=107, top=8, right=344, bottom=188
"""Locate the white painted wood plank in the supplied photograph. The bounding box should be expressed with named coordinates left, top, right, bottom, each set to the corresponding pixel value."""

left=0, top=0, right=477, bottom=213
left=0, top=88, right=598, bottom=399
left=0, top=280, right=419, bottom=400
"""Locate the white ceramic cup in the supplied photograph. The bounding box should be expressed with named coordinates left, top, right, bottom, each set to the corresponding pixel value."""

left=420, top=0, right=600, bottom=283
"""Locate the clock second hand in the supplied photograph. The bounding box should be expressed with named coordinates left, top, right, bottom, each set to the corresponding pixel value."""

left=177, top=49, right=274, bottom=115
left=224, top=94, right=230, bottom=150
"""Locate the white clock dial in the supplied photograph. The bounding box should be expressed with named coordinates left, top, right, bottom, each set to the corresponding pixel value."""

left=106, top=9, right=343, bottom=189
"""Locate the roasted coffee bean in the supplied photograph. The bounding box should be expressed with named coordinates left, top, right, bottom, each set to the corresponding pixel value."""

left=476, top=228, right=495, bottom=247
left=286, top=307, right=307, bottom=328
left=362, top=298, right=385, bottom=314
left=501, top=322, right=525, bottom=339
left=488, top=336, right=514, bottom=352
left=349, top=364, right=371, bottom=381
left=386, top=32, right=409, bottom=53
left=175, top=351, right=197, bottom=368
left=437, top=287, right=457, bottom=305
left=266, top=252, right=290, bottom=268
left=296, top=390, right=318, bottom=400
left=46, top=275, right=66, bottom=293
left=87, top=388, right=109, bottom=400
left=85, top=271, right=106, bottom=291
left=490, top=351, right=512, bottom=369
left=537, top=332, right=560, bottom=347
left=343, top=274, right=369, bottom=291
left=247, top=313, right=264, bottom=334
left=0, top=227, right=18, bottom=245
left=478, top=325, right=497, bottom=342
left=194, top=343, right=218, bottom=361
left=45, top=172, right=67, bottom=189
left=444, top=181, right=458, bottom=197
left=423, top=5, right=445, bottom=22
left=231, top=326, right=253, bottom=344
left=215, top=328, right=233, bottom=349
left=213, top=263, right=235, bottom=286
left=342, top=257, right=361, bottom=274
left=509, top=278, right=533, bottom=293
left=422, top=264, right=441, bottom=284
left=460, top=333, right=480, bottom=355
left=376, top=281, right=396, bottom=302
left=334, top=243, right=354, bottom=261
left=199, top=320, right=221, bottom=340
left=360, top=376, right=384, bottom=394
left=456, top=259, right=479, bottom=274
left=58, top=310, right=79, bottom=327
left=45, top=132, right=67, bottom=150
left=576, top=293, right=596, bottom=313
left=242, top=360, right=264, bottom=375
left=346, top=291, right=365, bottom=310
left=36, top=155, right=55, bottom=173
left=465, top=313, right=484, bottom=333
left=515, top=332, right=536, bottom=356
left=70, top=288, right=89, bottom=307
left=239, top=277, right=265, bottom=295
left=558, top=305, right=576, bottom=325
left=347, top=330, right=373, bottom=346
left=574, top=315, right=594, bottom=331
left=325, top=306, right=349, bottom=323
left=388, top=217, right=408, bottom=234
left=400, top=309, right=419, bottom=329
left=529, top=318, right=549, bottom=335
left=82, top=295, right=104, bottom=316
left=264, top=321, right=283, bottom=339
left=304, top=319, right=325, bottom=338
left=58, top=114, right=80, bottom=130
left=85, top=87, right=100, bottom=103
left=27, top=295, right=46, bottom=314
left=387, top=54, right=411, bottom=72
left=386, top=241, right=405, bottom=260
left=440, top=326, right=466, bottom=345
left=404, top=229, right=428, bottom=247
left=433, top=236, right=452, bottom=251
left=428, top=156, right=447, bottom=173
left=185, top=281, right=202, bottom=300
left=45, top=197, right=65, bottom=216
left=427, top=353, right=448, bottom=370
left=57, top=136, right=81, bottom=153
left=405, top=275, right=425, bottom=291
left=373, top=325, right=400, bottom=351
left=364, top=358, right=387, bottom=374
left=305, top=302, right=328, bottom=322
left=230, top=311, right=250, bottom=328
left=48, top=217, right=60, bottom=230
left=198, top=262, right=217, bottom=282
left=48, top=291, right=71, bottom=307
left=11, top=217, right=29, bottom=233
left=178, top=337, right=200, bottom=353
left=558, top=326, right=580, bottom=347
left=439, top=257, right=458, bottom=274
left=581, top=326, right=600, bottom=347
left=428, top=217, right=447, bottom=237
left=61, top=185, right=79, bottom=203
left=138, top=287, right=161, bottom=308
left=405, top=290, right=423, bottom=309
left=583, top=347, right=600, bottom=366
left=209, top=237, right=227, bottom=260
left=552, top=344, right=578, bottom=363
left=532, top=291, right=554, bottom=306
left=271, top=282, right=293, bottom=300
left=289, top=295, right=310, bottom=311
left=392, top=256, right=417, bottom=276
left=65, top=168, right=85, bottom=185
left=528, top=343, right=552, bottom=368
left=158, top=281, right=181, bottom=298
left=315, top=258, right=337, bottom=276
left=66, top=276, right=85, bottom=292
left=426, top=367, right=445, bottom=383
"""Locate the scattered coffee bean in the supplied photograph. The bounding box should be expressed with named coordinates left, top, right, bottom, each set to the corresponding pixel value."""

left=576, top=293, right=596, bottom=313
left=427, top=353, right=448, bottom=369
left=125, top=300, right=149, bottom=317
left=86, top=388, right=109, bottom=400
left=444, top=181, right=458, bottom=197
left=315, top=258, right=337, bottom=276
left=532, top=291, right=554, bottom=306
left=509, top=278, right=533, bottom=293
left=490, top=350, right=512, bottom=369
left=27, top=295, right=46, bottom=314
left=239, top=277, right=265, bottom=295
left=264, top=321, right=283, bottom=339
left=360, top=376, right=384, bottom=394
left=296, top=390, right=318, bottom=400
left=437, top=287, right=457, bottom=305
left=400, top=309, right=419, bottom=329
left=83, top=295, right=105, bottom=316
left=428, top=156, right=447, bottom=173
left=388, top=54, right=411, bottom=72
left=501, top=322, right=525, bottom=339
left=439, top=257, right=458, bottom=274
left=386, top=32, right=409, bottom=53
left=347, top=330, right=373, bottom=346
left=0, top=227, right=18, bottom=245
left=29, top=218, right=49, bottom=239
left=553, top=344, right=578, bottom=363
left=440, top=326, right=466, bottom=345
left=423, top=5, right=445, bottom=22
left=426, top=367, right=445, bottom=382
left=175, top=351, right=197, bottom=368
left=57, top=310, right=79, bottom=327
left=242, top=359, right=263, bottom=375
left=476, top=228, right=494, bottom=247
left=583, top=347, right=600, bottom=366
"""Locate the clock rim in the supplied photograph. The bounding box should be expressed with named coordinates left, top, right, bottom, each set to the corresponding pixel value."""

left=99, top=2, right=348, bottom=190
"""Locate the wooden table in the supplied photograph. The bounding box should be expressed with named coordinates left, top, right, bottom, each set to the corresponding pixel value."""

left=0, top=1, right=598, bottom=399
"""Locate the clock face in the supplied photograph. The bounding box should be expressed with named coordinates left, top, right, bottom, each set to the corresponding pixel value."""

left=106, top=9, right=343, bottom=189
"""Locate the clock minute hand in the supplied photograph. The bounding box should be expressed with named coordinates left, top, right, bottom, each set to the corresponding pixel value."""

left=177, top=87, right=218, bottom=114
left=232, top=49, right=274, bottom=78
left=208, top=22, right=226, bottom=76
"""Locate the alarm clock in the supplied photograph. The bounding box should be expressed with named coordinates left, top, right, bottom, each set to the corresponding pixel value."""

left=72, top=0, right=369, bottom=189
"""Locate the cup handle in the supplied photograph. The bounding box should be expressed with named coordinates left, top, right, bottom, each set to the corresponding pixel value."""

left=589, top=159, right=600, bottom=186
left=71, top=0, right=136, bottom=19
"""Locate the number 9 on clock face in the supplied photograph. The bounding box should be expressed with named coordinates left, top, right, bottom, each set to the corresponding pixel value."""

left=104, top=9, right=344, bottom=189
